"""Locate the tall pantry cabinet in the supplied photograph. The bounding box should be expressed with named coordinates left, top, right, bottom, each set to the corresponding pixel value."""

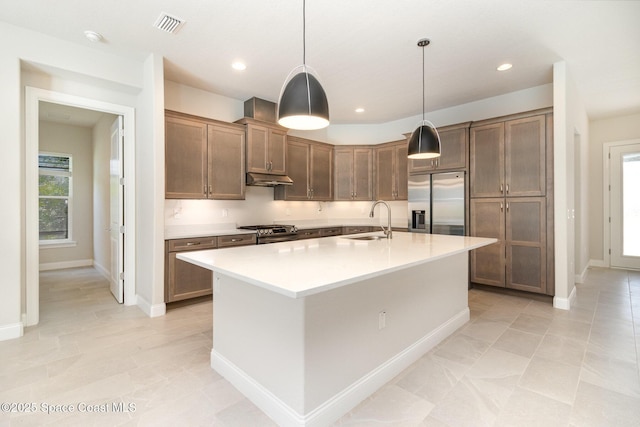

left=469, top=109, right=554, bottom=295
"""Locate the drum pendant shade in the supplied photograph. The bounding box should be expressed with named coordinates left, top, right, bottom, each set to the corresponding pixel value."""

left=408, top=123, right=441, bottom=159
left=278, top=69, right=329, bottom=130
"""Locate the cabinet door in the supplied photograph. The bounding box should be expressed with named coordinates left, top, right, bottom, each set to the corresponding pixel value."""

left=470, top=123, right=504, bottom=198
left=353, top=148, right=373, bottom=200
left=165, top=116, right=208, bottom=198
left=375, top=145, right=395, bottom=200
left=394, top=142, right=408, bottom=200
left=505, top=116, right=546, bottom=197
left=334, top=148, right=354, bottom=200
left=506, top=197, right=546, bottom=293
left=437, top=127, right=468, bottom=170
left=246, top=124, right=269, bottom=173
left=310, top=143, right=333, bottom=200
left=268, top=129, right=287, bottom=175
left=166, top=252, right=213, bottom=302
left=470, top=198, right=506, bottom=287
left=408, top=157, right=435, bottom=174
left=283, top=139, right=310, bottom=200
left=208, top=124, right=245, bottom=199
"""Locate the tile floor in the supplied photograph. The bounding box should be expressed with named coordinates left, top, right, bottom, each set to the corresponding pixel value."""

left=0, top=267, right=639, bottom=426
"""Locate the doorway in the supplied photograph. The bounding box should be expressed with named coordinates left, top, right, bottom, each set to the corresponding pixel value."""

left=608, top=140, right=640, bottom=270
left=26, top=87, right=136, bottom=326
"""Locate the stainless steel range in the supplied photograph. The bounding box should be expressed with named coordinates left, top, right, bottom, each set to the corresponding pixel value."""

left=237, top=224, right=298, bottom=244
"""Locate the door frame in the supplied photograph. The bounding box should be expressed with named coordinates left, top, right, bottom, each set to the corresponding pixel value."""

left=602, top=138, right=640, bottom=268
left=25, top=87, right=136, bottom=326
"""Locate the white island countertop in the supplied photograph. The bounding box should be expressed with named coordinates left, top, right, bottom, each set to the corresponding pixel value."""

left=178, top=232, right=496, bottom=299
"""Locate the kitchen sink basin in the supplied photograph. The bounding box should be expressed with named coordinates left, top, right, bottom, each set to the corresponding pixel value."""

left=343, top=235, right=388, bottom=241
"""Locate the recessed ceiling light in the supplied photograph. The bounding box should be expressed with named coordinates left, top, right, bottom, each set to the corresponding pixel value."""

left=232, top=62, right=247, bottom=71
left=497, top=63, right=513, bottom=71
left=355, top=108, right=365, bottom=113
left=84, top=30, right=103, bottom=43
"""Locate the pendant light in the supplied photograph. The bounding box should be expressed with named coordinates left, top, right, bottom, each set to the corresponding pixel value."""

left=408, top=38, right=441, bottom=159
left=277, top=0, right=329, bottom=130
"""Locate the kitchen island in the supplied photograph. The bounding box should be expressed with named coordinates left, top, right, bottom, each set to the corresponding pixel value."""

left=178, top=232, right=495, bottom=426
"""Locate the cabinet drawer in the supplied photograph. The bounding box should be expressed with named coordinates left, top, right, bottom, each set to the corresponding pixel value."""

left=321, top=227, right=343, bottom=237
left=168, top=236, right=218, bottom=252
left=218, top=233, right=257, bottom=248
left=344, top=226, right=373, bottom=234
left=297, top=229, right=322, bottom=240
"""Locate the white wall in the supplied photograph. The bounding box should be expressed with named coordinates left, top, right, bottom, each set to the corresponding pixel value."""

left=588, top=112, right=640, bottom=264
left=0, top=21, right=160, bottom=340
left=135, top=54, right=166, bottom=314
left=39, top=122, right=94, bottom=267
left=552, top=61, right=589, bottom=308
left=92, top=114, right=117, bottom=278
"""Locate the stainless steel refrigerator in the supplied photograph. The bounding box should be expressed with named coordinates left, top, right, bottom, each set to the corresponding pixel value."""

left=408, top=171, right=465, bottom=235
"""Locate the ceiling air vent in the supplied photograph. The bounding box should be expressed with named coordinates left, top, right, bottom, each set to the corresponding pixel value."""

left=153, top=12, right=185, bottom=34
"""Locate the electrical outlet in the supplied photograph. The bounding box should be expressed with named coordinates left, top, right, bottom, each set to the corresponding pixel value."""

left=378, top=311, right=386, bottom=330
left=222, top=209, right=228, bottom=217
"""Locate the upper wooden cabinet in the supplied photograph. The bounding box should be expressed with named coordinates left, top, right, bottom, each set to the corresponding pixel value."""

left=374, top=140, right=408, bottom=200
left=334, top=146, right=373, bottom=201
left=470, top=114, right=546, bottom=198
left=275, top=136, right=333, bottom=201
left=165, top=111, right=245, bottom=200
left=237, top=118, right=287, bottom=175
left=408, top=123, right=470, bottom=174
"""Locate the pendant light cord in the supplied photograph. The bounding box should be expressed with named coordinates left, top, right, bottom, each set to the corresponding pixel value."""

left=421, top=43, right=425, bottom=122
left=302, top=0, right=306, bottom=66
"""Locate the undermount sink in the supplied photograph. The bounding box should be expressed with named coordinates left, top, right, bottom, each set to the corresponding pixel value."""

left=343, top=235, right=388, bottom=241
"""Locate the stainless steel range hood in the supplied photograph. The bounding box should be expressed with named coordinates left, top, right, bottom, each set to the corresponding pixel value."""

left=246, top=172, right=293, bottom=187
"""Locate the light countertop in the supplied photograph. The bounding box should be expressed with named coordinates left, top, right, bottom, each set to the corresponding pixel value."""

left=177, top=232, right=496, bottom=299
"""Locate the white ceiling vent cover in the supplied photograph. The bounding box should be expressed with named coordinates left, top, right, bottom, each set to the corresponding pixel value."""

left=153, top=12, right=185, bottom=34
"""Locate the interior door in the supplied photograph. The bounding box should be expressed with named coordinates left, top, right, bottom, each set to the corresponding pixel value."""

left=610, top=142, right=640, bottom=269
left=110, top=116, right=125, bottom=303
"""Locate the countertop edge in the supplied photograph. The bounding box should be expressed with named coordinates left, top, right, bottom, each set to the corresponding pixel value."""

left=177, top=235, right=496, bottom=299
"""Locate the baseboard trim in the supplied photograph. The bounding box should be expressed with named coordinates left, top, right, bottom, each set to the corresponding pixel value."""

left=211, top=308, right=470, bottom=427
left=575, top=265, right=589, bottom=284
left=553, top=285, right=577, bottom=310
left=93, top=261, right=110, bottom=281
left=137, top=294, right=166, bottom=318
left=589, top=259, right=607, bottom=268
left=39, top=259, right=93, bottom=271
left=0, top=322, right=24, bottom=342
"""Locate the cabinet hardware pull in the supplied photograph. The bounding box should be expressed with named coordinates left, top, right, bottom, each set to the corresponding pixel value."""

left=506, top=202, right=509, bottom=212
left=186, top=242, right=201, bottom=246
left=204, top=185, right=207, bottom=194
left=500, top=202, right=504, bottom=212
left=506, top=184, right=509, bottom=194
left=230, top=238, right=241, bottom=242
left=208, top=185, right=212, bottom=195
left=500, top=183, right=504, bottom=193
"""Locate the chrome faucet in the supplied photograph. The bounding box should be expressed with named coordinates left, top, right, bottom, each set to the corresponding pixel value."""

left=369, top=200, right=392, bottom=239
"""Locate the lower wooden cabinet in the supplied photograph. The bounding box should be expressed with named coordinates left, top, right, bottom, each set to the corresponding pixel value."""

left=165, top=233, right=256, bottom=302
left=470, top=197, right=548, bottom=294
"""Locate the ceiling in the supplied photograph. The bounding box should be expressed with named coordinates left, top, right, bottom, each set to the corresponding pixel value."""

left=39, top=102, right=110, bottom=127
left=3, top=0, right=639, bottom=125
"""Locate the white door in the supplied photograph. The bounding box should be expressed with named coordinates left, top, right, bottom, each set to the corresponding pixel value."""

left=610, top=142, right=640, bottom=269
left=110, top=117, right=125, bottom=302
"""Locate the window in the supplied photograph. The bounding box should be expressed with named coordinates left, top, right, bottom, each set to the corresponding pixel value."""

left=39, top=153, right=73, bottom=244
